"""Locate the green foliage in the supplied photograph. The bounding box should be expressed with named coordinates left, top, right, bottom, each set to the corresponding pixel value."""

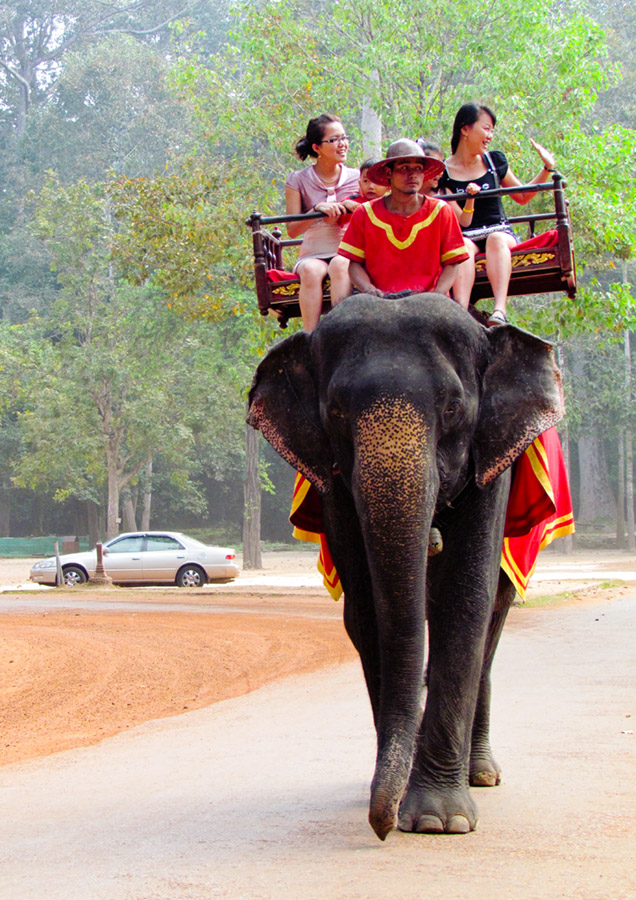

left=2, top=0, right=636, bottom=540
left=24, top=34, right=188, bottom=180
left=182, top=0, right=616, bottom=167
left=110, top=158, right=273, bottom=316
left=516, top=280, right=636, bottom=342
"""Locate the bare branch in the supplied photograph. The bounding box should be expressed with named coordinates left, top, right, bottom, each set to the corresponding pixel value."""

left=0, top=56, right=31, bottom=94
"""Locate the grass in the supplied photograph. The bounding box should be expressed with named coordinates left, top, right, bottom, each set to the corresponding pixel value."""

left=522, top=579, right=626, bottom=608
left=522, top=590, right=574, bottom=608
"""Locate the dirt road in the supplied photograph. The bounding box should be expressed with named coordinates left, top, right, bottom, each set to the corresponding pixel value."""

left=0, top=550, right=635, bottom=898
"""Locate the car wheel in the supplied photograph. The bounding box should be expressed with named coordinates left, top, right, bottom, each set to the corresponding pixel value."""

left=62, top=565, right=87, bottom=586
left=176, top=564, right=206, bottom=588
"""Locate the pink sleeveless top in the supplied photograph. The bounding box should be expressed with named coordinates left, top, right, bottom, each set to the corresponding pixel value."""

left=286, top=164, right=359, bottom=264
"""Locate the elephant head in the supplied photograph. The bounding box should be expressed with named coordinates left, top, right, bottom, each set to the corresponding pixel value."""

left=248, top=294, right=563, bottom=496
left=247, top=293, right=564, bottom=839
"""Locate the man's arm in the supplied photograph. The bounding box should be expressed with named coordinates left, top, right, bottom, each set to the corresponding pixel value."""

left=349, top=261, right=384, bottom=297
left=338, top=206, right=384, bottom=296
left=434, top=263, right=459, bottom=297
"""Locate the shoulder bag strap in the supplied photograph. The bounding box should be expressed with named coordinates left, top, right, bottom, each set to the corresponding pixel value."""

left=483, top=150, right=500, bottom=188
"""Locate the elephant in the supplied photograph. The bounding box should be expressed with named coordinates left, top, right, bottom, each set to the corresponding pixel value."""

left=247, top=293, right=564, bottom=840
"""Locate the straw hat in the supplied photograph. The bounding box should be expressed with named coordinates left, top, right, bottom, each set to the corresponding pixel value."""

left=366, top=139, right=445, bottom=187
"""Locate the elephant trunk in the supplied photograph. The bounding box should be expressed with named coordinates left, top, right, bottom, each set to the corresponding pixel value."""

left=352, top=397, right=438, bottom=839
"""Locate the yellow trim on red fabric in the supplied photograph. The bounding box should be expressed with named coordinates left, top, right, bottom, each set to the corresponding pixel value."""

left=500, top=540, right=528, bottom=595
left=365, top=200, right=443, bottom=249
left=291, top=473, right=312, bottom=513
left=317, top=557, right=343, bottom=600
left=441, top=245, right=469, bottom=263
left=525, top=438, right=555, bottom=506
left=339, top=241, right=365, bottom=259
left=538, top=515, right=575, bottom=551
left=501, top=512, right=575, bottom=599
left=292, top=526, right=320, bottom=544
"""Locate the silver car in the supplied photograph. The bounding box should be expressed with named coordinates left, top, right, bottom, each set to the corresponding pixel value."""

left=29, top=531, right=240, bottom=587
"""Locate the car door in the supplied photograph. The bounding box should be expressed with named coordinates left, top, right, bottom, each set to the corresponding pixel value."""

left=102, top=535, right=145, bottom=581
left=142, top=534, right=187, bottom=582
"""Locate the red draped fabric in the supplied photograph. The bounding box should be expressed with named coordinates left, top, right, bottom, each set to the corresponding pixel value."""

left=289, top=475, right=342, bottom=600
left=266, top=268, right=298, bottom=282
left=501, top=427, right=575, bottom=597
left=506, top=229, right=558, bottom=252
left=290, top=426, right=574, bottom=602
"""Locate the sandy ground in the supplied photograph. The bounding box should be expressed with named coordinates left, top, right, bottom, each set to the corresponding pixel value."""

left=0, top=546, right=634, bottom=768
left=1, top=549, right=635, bottom=900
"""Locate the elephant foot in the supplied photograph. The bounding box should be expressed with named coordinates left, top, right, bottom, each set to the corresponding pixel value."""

left=398, top=783, right=478, bottom=834
left=469, top=747, right=502, bottom=787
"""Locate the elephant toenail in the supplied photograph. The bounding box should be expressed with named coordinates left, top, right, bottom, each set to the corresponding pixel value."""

left=470, top=770, right=500, bottom=787
left=415, top=814, right=445, bottom=833
left=447, top=815, right=473, bottom=833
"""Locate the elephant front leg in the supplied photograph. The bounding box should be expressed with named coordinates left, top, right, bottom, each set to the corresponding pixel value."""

left=398, top=656, right=482, bottom=834
left=470, top=571, right=516, bottom=786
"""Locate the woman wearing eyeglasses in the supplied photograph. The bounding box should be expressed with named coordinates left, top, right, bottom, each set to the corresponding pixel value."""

left=285, top=114, right=360, bottom=331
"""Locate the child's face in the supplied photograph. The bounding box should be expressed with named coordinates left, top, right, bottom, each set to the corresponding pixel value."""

left=422, top=151, right=445, bottom=193
left=359, top=170, right=389, bottom=201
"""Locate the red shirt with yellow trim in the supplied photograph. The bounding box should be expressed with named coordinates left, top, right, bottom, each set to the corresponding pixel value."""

left=338, top=196, right=469, bottom=293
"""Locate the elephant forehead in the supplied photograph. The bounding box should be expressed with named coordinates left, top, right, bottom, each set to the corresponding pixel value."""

left=353, top=397, right=431, bottom=513
left=354, top=396, right=426, bottom=445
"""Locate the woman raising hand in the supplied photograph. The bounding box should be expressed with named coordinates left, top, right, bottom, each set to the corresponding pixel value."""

left=439, top=102, right=556, bottom=325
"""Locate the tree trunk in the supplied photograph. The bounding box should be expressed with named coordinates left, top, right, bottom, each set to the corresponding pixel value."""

left=0, top=489, right=10, bottom=537
left=626, top=428, right=635, bottom=550
left=556, top=340, right=574, bottom=553
left=121, top=487, right=137, bottom=532
left=361, top=79, right=382, bottom=157
left=87, top=501, right=100, bottom=548
left=576, top=431, right=617, bottom=525
left=242, top=423, right=262, bottom=569
left=106, top=461, right=120, bottom=539
left=617, top=430, right=626, bottom=548
left=624, top=322, right=635, bottom=551
left=140, top=458, right=152, bottom=530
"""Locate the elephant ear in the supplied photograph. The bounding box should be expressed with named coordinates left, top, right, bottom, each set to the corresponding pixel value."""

left=247, top=332, right=333, bottom=494
left=473, top=325, right=565, bottom=487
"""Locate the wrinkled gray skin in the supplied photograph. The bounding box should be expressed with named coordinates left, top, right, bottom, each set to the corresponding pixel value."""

left=247, top=294, right=564, bottom=840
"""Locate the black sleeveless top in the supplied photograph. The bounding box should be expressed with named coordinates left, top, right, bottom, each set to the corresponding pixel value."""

left=438, top=150, right=509, bottom=231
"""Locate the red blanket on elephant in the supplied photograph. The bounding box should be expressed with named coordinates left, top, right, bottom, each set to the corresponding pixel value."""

left=501, top=427, right=575, bottom=596
left=289, top=426, right=574, bottom=601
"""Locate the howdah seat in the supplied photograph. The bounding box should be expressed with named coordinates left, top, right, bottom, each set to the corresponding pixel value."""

left=248, top=172, right=575, bottom=328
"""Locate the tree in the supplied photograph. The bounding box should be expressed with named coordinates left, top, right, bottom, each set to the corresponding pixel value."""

left=25, top=34, right=188, bottom=180
left=0, top=0, right=200, bottom=136
left=179, top=0, right=616, bottom=167
left=19, top=175, right=210, bottom=537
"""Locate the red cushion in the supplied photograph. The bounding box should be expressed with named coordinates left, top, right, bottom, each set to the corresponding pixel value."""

left=513, top=229, right=558, bottom=252
left=267, top=268, right=298, bottom=282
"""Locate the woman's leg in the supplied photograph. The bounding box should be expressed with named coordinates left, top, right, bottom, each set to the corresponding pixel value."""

left=328, top=255, right=352, bottom=307
left=297, top=258, right=329, bottom=332
left=451, top=239, right=479, bottom=309
left=485, top=232, right=518, bottom=316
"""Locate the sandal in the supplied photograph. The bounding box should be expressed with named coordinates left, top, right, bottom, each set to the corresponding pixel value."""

left=487, top=309, right=508, bottom=327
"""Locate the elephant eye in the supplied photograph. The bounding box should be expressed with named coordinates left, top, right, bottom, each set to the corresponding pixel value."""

left=442, top=398, right=462, bottom=425
left=329, top=404, right=345, bottom=420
